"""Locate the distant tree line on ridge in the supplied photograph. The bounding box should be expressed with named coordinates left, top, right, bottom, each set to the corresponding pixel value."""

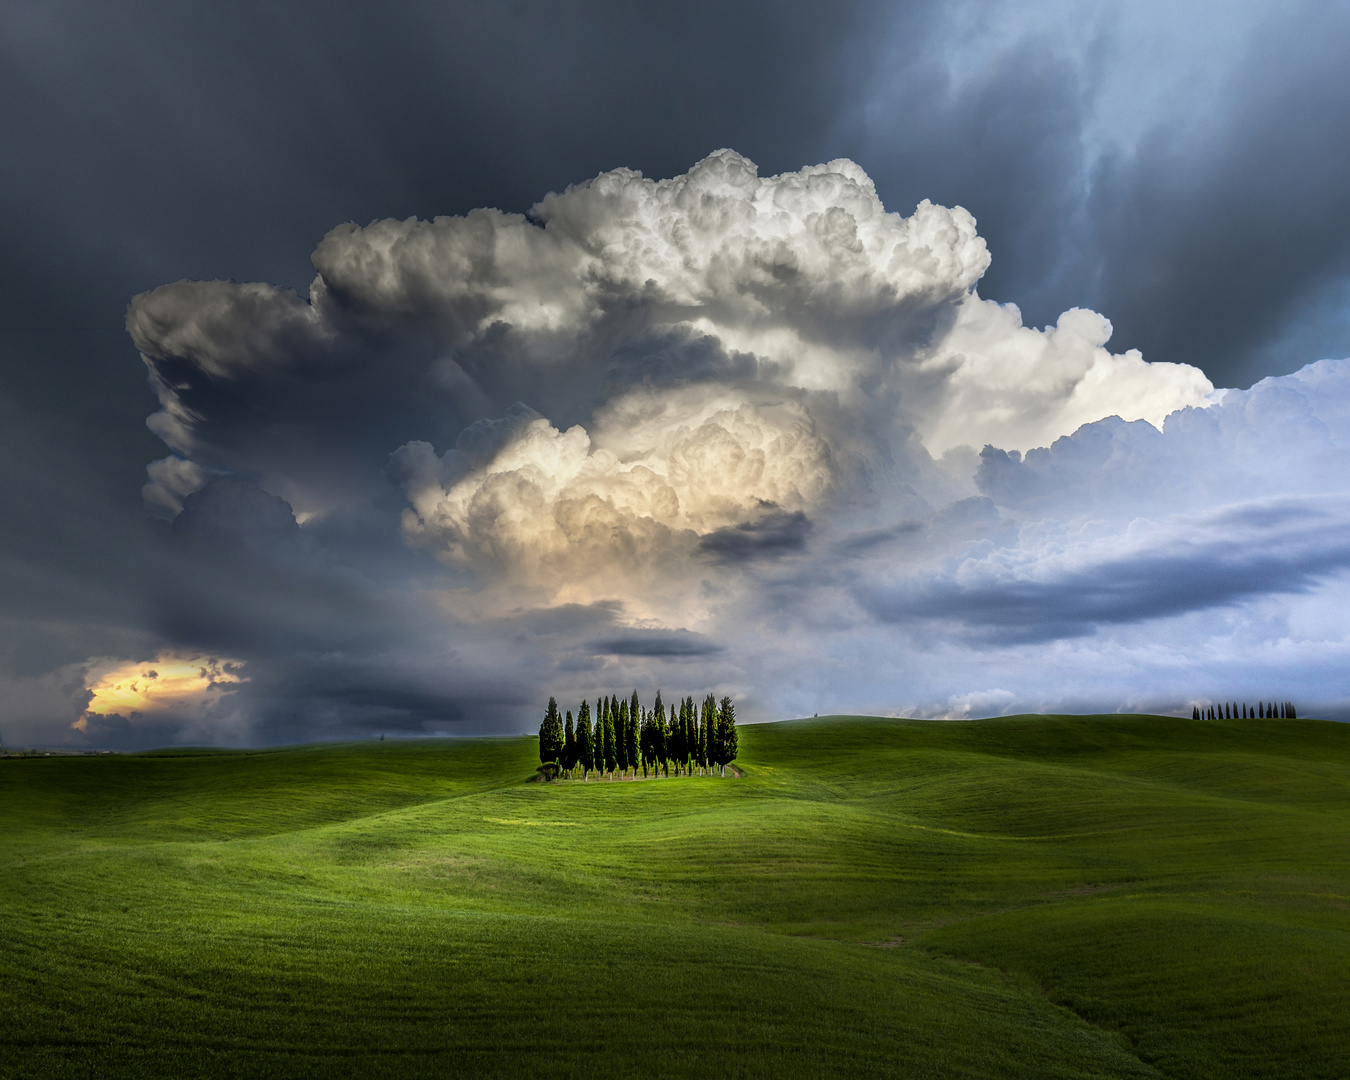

left=1194, top=701, right=1297, bottom=720
left=537, top=691, right=738, bottom=780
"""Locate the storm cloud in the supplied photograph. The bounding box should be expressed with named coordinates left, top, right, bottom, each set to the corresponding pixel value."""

left=3, top=3, right=1350, bottom=746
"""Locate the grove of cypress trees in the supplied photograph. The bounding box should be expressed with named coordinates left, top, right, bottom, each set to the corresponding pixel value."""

left=577, top=700, right=594, bottom=779
left=539, top=697, right=564, bottom=769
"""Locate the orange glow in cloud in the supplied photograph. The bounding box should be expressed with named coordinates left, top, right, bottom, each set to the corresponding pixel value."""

left=77, top=655, right=247, bottom=729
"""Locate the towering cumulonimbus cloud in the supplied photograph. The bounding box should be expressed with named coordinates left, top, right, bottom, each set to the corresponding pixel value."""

left=103, top=147, right=1350, bottom=744
left=128, top=151, right=1213, bottom=595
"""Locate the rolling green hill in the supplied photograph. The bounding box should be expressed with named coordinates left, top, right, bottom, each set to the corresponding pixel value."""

left=2, top=714, right=1348, bottom=1078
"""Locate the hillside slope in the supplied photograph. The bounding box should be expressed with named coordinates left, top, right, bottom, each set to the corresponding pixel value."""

left=2, top=715, right=1347, bottom=1078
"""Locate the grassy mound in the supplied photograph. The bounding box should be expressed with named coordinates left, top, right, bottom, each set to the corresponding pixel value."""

left=2, top=714, right=1348, bottom=1078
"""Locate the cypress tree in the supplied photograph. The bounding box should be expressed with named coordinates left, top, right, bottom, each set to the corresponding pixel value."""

left=539, top=697, right=564, bottom=771
left=599, top=697, right=610, bottom=776
left=563, top=711, right=576, bottom=776
left=654, top=694, right=668, bottom=776
left=675, top=702, right=685, bottom=777
left=626, top=701, right=639, bottom=777
left=628, top=698, right=637, bottom=775
left=672, top=699, right=686, bottom=775
left=685, top=698, right=696, bottom=775
left=602, top=701, right=617, bottom=776
left=639, top=709, right=651, bottom=777
left=690, top=697, right=703, bottom=774
left=577, top=700, right=594, bottom=779
left=702, top=694, right=716, bottom=774
left=715, top=696, right=738, bottom=776
left=616, top=697, right=629, bottom=774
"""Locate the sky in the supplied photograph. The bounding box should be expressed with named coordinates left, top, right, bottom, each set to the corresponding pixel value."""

left=2, top=0, right=1350, bottom=747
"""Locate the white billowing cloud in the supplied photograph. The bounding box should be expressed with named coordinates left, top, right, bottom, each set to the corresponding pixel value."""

left=310, top=154, right=990, bottom=346
left=921, top=302, right=1215, bottom=456
left=395, top=388, right=835, bottom=604
left=128, top=149, right=1212, bottom=529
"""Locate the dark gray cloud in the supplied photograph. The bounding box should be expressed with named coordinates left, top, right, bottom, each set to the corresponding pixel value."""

left=865, top=499, right=1350, bottom=643
left=1084, top=3, right=1350, bottom=386
left=4, top=1, right=1350, bottom=745
left=588, top=631, right=724, bottom=658
left=0, top=0, right=892, bottom=331
left=851, top=1, right=1350, bottom=387
left=699, top=510, right=814, bottom=562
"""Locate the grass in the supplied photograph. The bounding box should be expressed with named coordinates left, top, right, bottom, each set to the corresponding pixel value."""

left=2, top=714, right=1348, bottom=1078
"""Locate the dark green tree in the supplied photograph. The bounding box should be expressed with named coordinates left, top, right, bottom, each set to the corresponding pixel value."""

left=702, top=694, right=716, bottom=773
left=686, top=697, right=696, bottom=774
left=596, top=698, right=609, bottom=777
left=602, top=700, right=618, bottom=776
left=563, top=711, right=576, bottom=776
left=639, top=709, right=651, bottom=777
left=577, top=700, right=594, bottom=779
left=714, top=696, right=738, bottom=776
left=625, top=699, right=639, bottom=777
left=653, top=692, right=668, bottom=776
left=689, top=696, right=703, bottom=774
left=539, top=696, right=564, bottom=769
left=670, top=699, right=686, bottom=775
left=616, top=697, right=629, bottom=774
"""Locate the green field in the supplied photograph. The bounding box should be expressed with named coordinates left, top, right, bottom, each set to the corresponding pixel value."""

left=2, top=715, right=1348, bottom=1078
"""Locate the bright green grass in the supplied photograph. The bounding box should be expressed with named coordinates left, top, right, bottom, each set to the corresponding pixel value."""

left=3, top=715, right=1349, bottom=1078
